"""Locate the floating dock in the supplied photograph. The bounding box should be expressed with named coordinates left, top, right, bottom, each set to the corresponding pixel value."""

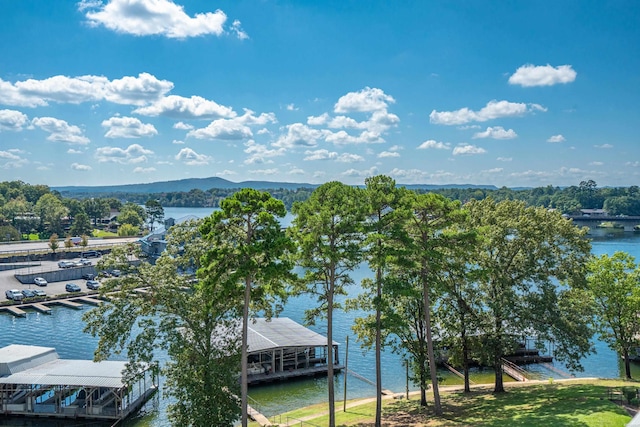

left=0, top=344, right=157, bottom=423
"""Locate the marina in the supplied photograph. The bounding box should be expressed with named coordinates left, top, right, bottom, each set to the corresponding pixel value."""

left=0, top=344, right=157, bottom=423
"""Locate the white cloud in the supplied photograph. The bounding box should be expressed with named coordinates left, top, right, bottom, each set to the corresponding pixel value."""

left=378, top=151, right=400, bottom=158
left=509, top=64, right=577, bottom=87
left=273, top=123, right=327, bottom=149
left=0, top=150, right=27, bottom=169
left=497, top=157, right=513, bottom=162
left=67, top=148, right=82, bottom=154
left=303, top=149, right=338, bottom=161
left=175, top=147, right=211, bottom=165
left=81, top=0, right=228, bottom=39
left=334, top=87, right=395, bottom=113
left=133, top=166, right=156, bottom=173
left=96, top=143, right=153, bottom=163
left=249, top=168, right=278, bottom=175
left=0, top=109, right=29, bottom=131
left=31, top=117, right=90, bottom=144
left=188, top=118, right=253, bottom=140
left=595, top=143, right=613, bottom=149
left=430, top=100, right=546, bottom=125
left=134, top=95, right=235, bottom=119
left=589, top=161, right=603, bottom=166
left=472, top=126, right=518, bottom=140
left=626, top=161, right=639, bottom=167
left=173, top=121, right=193, bottom=130
left=307, top=113, right=329, bottom=126
left=215, top=169, right=237, bottom=176
left=547, top=134, right=565, bottom=143
left=418, top=140, right=451, bottom=150
left=285, top=103, right=298, bottom=111
left=341, top=166, right=378, bottom=177
left=1, top=73, right=172, bottom=107
left=452, top=144, right=487, bottom=155
left=172, top=139, right=184, bottom=144
left=243, top=140, right=284, bottom=164
left=102, top=116, right=158, bottom=138
left=325, top=130, right=384, bottom=145
left=485, top=167, right=503, bottom=173
left=230, top=19, right=249, bottom=40
left=336, top=153, right=364, bottom=163
left=71, top=163, right=92, bottom=171
left=288, top=167, right=305, bottom=175
left=187, top=110, right=276, bottom=141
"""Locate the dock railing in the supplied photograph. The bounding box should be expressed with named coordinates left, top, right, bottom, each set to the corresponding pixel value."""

left=501, top=358, right=529, bottom=382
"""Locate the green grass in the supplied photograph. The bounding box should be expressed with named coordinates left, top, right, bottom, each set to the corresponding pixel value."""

left=92, top=229, right=118, bottom=238
left=253, top=379, right=636, bottom=427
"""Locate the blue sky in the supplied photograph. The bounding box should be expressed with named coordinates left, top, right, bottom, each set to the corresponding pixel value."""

left=0, top=1, right=638, bottom=188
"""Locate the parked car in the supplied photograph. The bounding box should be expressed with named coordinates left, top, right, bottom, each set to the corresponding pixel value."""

left=81, top=250, right=101, bottom=258
left=86, top=280, right=100, bottom=290
left=5, top=289, right=23, bottom=301
left=21, top=289, right=36, bottom=299
left=65, top=283, right=81, bottom=293
left=77, top=258, right=92, bottom=266
left=32, top=289, right=46, bottom=297
left=82, top=273, right=95, bottom=280
left=34, top=277, right=48, bottom=287
left=58, top=261, right=74, bottom=268
left=110, top=269, right=122, bottom=277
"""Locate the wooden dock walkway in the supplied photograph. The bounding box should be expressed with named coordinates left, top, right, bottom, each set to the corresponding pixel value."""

left=2, top=305, right=26, bottom=317
left=31, top=303, right=52, bottom=314
left=75, top=296, right=102, bottom=305
left=248, top=405, right=272, bottom=426
left=50, top=299, right=83, bottom=309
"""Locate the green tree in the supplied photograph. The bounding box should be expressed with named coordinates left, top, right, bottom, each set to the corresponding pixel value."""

left=64, top=236, right=73, bottom=252
left=48, top=233, right=59, bottom=254
left=401, top=192, right=469, bottom=412
left=70, top=211, right=93, bottom=237
left=83, top=198, right=110, bottom=227
left=350, top=175, right=406, bottom=425
left=118, top=202, right=146, bottom=229
left=1, top=196, right=32, bottom=234
left=118, top=223, right=139, bottom=236
left=84, top=226, right=243, bottom=427
left=35, top=193, right=68, bottom=236
left=587, top=252, right=640, bottom=379
left=0, top=225, right=20, bottom=241
left=145, top=199, right=164, bottom=232
left=466, top=198, right=594, bottom=393
left=290, top=181, right=364, bottom=427
left=200, top=188, right=294, bottom=427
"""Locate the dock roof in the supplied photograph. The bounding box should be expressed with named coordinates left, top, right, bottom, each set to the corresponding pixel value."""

left=247, top=317, right=337, bottom=354
left=0, top=344, right=129, bottom=389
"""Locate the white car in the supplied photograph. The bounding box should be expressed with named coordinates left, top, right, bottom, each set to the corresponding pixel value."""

left=58, top=261, right=73, bottom=268
left=5, top=289, right=23, bottom=301
left=34, top=277, right=48, bottom=287
left=77, top=258, right=92, bottom=266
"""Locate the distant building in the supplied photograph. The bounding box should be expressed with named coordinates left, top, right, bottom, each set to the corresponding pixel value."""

left=580, top=208, right=607, bottom=217
left=138, top=215, right=199, bottom=259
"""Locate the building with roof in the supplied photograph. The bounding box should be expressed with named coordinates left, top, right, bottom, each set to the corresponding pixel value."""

left=138, top=215, right=199, bottom=259
left=0, top=344, right=156, bottom=422
left=246, top=317, right=343, bottom=385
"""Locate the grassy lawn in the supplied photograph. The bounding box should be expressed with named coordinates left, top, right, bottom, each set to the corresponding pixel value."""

left=253, top=379, right=636, bottom=427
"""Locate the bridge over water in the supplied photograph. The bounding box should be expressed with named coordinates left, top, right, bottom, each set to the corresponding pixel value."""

left=566, top=215, right=640, bottom=232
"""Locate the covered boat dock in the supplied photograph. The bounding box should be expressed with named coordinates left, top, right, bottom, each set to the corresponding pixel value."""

left=246, top=318, right=343, bottom=385
left=0, top=344, right=157, bottom=422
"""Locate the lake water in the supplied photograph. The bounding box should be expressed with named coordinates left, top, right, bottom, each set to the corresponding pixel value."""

left=1, top=207, right=639, bottom=426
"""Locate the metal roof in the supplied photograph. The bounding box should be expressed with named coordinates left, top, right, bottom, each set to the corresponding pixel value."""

left=0, top=345, right=59, bottom=376
left=0, top=345, right=130, bottom=389
left=0, top=359, right=128, bottom=389
left=247, top=318, right=337, bottom=354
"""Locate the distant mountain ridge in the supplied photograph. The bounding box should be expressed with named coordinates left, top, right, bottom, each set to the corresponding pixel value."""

left=53, top=177, right=498, bottom=194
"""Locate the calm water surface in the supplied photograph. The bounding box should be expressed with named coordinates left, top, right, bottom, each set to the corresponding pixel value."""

left=1, top=208, right=638, bottom=425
